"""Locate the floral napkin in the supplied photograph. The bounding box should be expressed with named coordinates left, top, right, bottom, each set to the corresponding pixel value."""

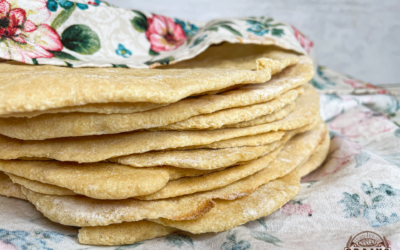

left=1, top=1, right=400, bottom=249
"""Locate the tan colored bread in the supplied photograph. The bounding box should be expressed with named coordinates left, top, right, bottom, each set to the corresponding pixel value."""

left=7, top=173, right=77, bottom=196
left=0, top=84, right=319, bottom=163
left=299, top=130, right=330, bottom=177
left=155, top=87, right=302, bottom=131
left=0, top=102, right=169, bottom=118
left=0, top=161, right=240, bottom=199
left=111, top=142, right=281, bottom=170
left=79, top=221, right=177, bottom=246
left=0, top=56, right=313, bottom=140
left=79, top=169, right=302, bottom=245
left=223, top=102, right=295, bottom=128
left=151, top=169, right=300, bottom=234
left=0, top=44, right=301, bottom=117
left=0, top=171, right=26, bottom=200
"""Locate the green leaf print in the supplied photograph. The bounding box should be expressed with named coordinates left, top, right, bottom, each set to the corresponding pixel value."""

left=251, top=231, right=283, bottom=246
left=251, top=219, right=283, bottom=246
left=144, top=56, right=175, bottom=66
left=51, top=4, right=77, bottom=30
left=166, top=234, right=193, bottom=248
left=355, top=151, right=371, bottom=168
left=131, top=10, right=148, bottom=32
left=271, top=28, right=284, bottom=37
left=339, top=182, right=400, bottom=227
left=149, top=49, right=160, bottom=56
left=115, top=242, right=143, bottom=249
left=221, top=231, right=250, bottom=250
left=204, top=21, right=242, bottom=37
left=220, top=25, right=243, bottom=37
left=61, top=25, right=101, bottom=55
left=338, top=193, right=365, bottom=218
left=51, top=51, right=79, bottom=61
left=112, top=64, right=129, bottom=68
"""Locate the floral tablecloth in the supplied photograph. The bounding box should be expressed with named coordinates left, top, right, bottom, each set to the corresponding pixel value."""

left=1, top=1, right=400, bottom=249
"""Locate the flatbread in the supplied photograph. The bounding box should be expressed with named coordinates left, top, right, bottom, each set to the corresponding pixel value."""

left=0, top=161, right=182, bottom=199
left=111, top=142, right=281, bottom=170
left=0, top=84, right=319, bottom=163
left=80, top=169, right=302, bottom=245
left=4, top=146, right=279, bottom=200
left=0, top=56, right=313, bottom=140
left=21, top=124, right=323, bottom=227
left=7, top=173, right=77, bottom=196
left=6, top=120, right=324, bottom=200
left=5, top=164, right=230, bottom=197
left=299, top=130, right=330, bottom=177
left=0, top=102, right=169, bottom=118
left=133, top=147, right=281, bottom=200
left=186, top=131, right=286, bottom=149
left=79, top=221, right=177, bottom=246
left=0, top=44, right=300, bottom=117
left=79, top=125, right=322, bottom=245
left=137, top=120, right=326, bottom=200
left=151, top=169, right=300, bottom=234
left=223, top=102, right=295, bottom=128
left=0, top=171, right=26, bottom=200
left=0, top=160, right=239, bottom=199
left=154, top=87, right=302, bottom=131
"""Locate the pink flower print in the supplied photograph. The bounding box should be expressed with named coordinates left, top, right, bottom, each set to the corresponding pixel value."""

left=281, top=203, right=297, bottom=215
left=292, top=25, right=313, bottom=54
left=0, top=0, right=63, bottom=62
left=343, top=78, right=366, bottom=89
left=145, top=14, right=187, bottom=52
left=330, top=111, right=394, bottom=139
left=302, top=136, right=362, bottom=181
left=0, top=241, right=17, bottom=250
left=297, top=204, right=313, bottom=216
left=343, top=79, right=387, bottom=94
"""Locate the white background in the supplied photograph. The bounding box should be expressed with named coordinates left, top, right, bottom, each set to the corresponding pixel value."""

left=107, top=0, right=400, bottom=85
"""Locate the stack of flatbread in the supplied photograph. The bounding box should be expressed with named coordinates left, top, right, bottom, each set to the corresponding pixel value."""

left=0, top=44, right=329, bottom=246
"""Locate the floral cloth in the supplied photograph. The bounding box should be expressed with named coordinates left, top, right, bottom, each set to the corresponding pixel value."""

left=0, top=0, right=306, bottom=68
left=1, top=1, right=400, bottom=249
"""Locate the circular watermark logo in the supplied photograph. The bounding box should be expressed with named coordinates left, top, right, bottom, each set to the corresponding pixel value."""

left=345, top=231, right=391, bottom=250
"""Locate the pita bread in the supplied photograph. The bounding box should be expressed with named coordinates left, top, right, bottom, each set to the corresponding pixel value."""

left=79, top=124, right=324, bottom=245
left=80, top=169, right=302, bottom=245
left=111, top=142, right=280, bottom=170
left=0, top=171, right=26, bottom=200
left=0, top=102, right=169, bottom=118
left=299, top=130, right=330, bottom=177
left=0, top=45, right=299, bottom=117
left=136, top=121, right=326, bottom=200
left=223, top=102, right=295, bottom=129
left=163, top=43, right=298, bottom=70
left=6, top=120, right=323, bottom=199
left=0, top=56, right=313, bottom=140
left=151, top=169, right=300, bottom=234
left=0, top=161, right=166, bottom=199
left=132, top=147, right=281, bottom=200
left=79, top=221, right=177, bottom=246
left=7, top=173, right=77, bottom=196
left=154, top=87, right=301, bottom=131
left=3, top=146, right=279, bottom=199
left=5, top=164, right=232, bottom=197
left=0, top=84, right=319, bottom=163
left=20, top=122, right=325, bottom=231
left=0, top=160, right=238, bottom=199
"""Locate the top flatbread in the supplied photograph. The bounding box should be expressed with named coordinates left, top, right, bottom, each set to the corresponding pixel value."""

left=0, top=44, right=299, bottom=116
left=0, top=55, right=313, bottom=140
